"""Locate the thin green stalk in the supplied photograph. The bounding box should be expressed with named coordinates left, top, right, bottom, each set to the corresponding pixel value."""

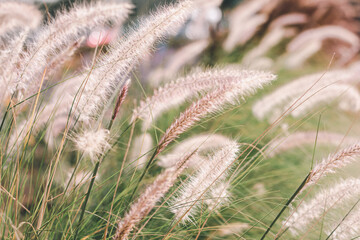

left=72, top=117, right=133, bottom=239
left=261, top=173, right=310, bottom=240
left=72, top=160, right=100, bottom=240
left=0, top=101, right=11, bottom=133
left=326, top=198, right=360, bottom=240
left=311, top=114, right=322, bottom=169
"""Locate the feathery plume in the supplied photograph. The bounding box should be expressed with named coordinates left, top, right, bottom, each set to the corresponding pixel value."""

left=0, top=28, right=29, bottom=102
left=169, top=140, right=239, bottom=222
left=114, top=153, right=194, bottom=240
left=265, top=131, right=359, bottom=158
left=129, top=133, right=153, bottom=169
left=158, top=133, right=233, bottom=168
left=73, top=128, right=111, bottom=162
left=156, top=89, right=231, bottom=155
left=9, top=2, right=133, bottom=99
left=300, top=0, right=356, bottom=18
left=204, top=181, right=231, bottom=210
left=285, top=178, right=360, bottom=235
left=45, top=37, right=84, bottom=78
left=287, top=84, right=360, bottom=117
left=252, top=63, right=360, bottom=121
left=0, top=29, right=29, bottom=73
left=268, top=13, right=308, bottom=30
left=223, top=0, right=270, bottom=51
left=243, top=27, right=294, bottom=64
left=134, top=68, right=276, bottom=130
left=224, top=14, right=268, bottom=51
left=305, top=143, right=360, bottom=188
left=156, top=70, right=275, bottom=156
left=327, top=205, right=360, bottom=240
left=285, top=25, right=359, bottom=67
left=243, top=12, right=307, bottom=64
left=75, top=0, right=193, bottom=123
left=0, top=2, right=42, bottom=35
left=284, top=39, right=322, bottom=69
left=111, top=79, right=131, bottom=122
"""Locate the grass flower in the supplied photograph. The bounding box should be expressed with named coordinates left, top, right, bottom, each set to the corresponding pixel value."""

left=1, top=0, right=360, bottom=239
left=204, top=181, right=232, bottom=210
left=327, top=205, right=360, bottom=240
left=156, top=71, right=275, bottom=155
left=134, top=68, right=276, bottom=130
left=285, top=178, right=360, bottom=235
left=287, top=84, right=360, bottom=117
left=75, top=0, right=193, bottom=123
left=0, top=2, right=42, bottom=35
left=158, top=133, right=233, bottom=168
left=252, top=63, right=360, bottom=121
left=9, top=2, right=133, bottom=100
left=114, top=152, right=194, bottom=240
left=285, top=25, right=359, bottom=67
left=73, top=128, right=111, bottom=162
left=265, top=131, right=359, bottom=157
left=305, top=143, right=360, bottom=188
left=169, top=140, right=239, bottom=222
left=223, top=0, right=270, bottom=51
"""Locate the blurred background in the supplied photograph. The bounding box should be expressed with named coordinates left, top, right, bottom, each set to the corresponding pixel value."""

left=2, top=0, right=360, bottom=239
left=32, top=0, right=360, bottom=87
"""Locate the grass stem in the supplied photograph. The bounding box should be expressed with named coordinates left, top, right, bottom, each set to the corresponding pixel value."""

left=261, top=173, right=310, bottom=240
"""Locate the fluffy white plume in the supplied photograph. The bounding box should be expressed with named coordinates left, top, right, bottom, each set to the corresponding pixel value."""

left=0, top=28, right=29, bottom=102
left=41, top=79, right=82, bottom=147
left=252, top=63, right=360, bottom=121
left=6, top=120, right=28, bottom=159
left=288, top=84, right=360, bottom=117
left=288, top=26, right=359, bottom=53
left=285, top=178, right=360, bottom=235
left=0, top=2, right=42, bottom=35
left=327, top=205, right=360, bottom=240
left=158, top=133, right=233, bottom=168
left=223, top=0, right=270, bottom=51
left=284, top=25, right=360, bottom=68
left=204, top=181, right=231, bottom=210
left=169, top=140, right=239, bottom=222
left=75, top=0, right=193, bottom=123
left=265, top=131, right=359, bottom=158
left=156, top=71, right=276, bottom=155
left=306, top=143, right=360, bottom=188
left=243, top=13, right=307, bottom=65
left=73, top=128, right=111, bottom=162
left=196, top=0, right=223, bottom=8
left=8, top=2, right=133, bottom=100
left=243, top=27, right=294, bottom=64
left=268, top=13, right=308, bottom=30
left=114, top=153, right=193, bottom=240
left=134, top=67, right=276, bottom=130
left=224, top=14, right=268, bottom=51
left=284, top=39, right=322, bottom=69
